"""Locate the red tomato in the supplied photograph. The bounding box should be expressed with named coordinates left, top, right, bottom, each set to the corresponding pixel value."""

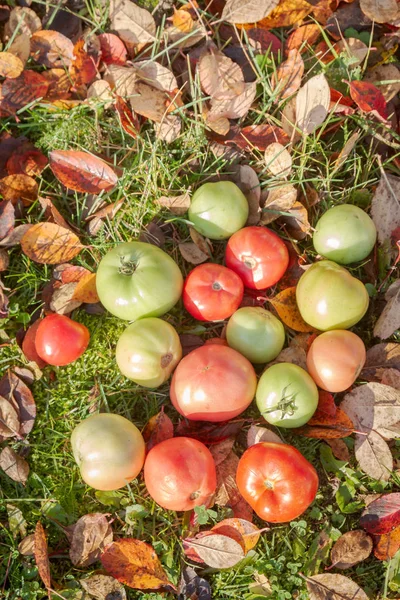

left=170, top=344, right=257, bottom=422
left=35, top=314, right=90, bottom=366
left=183, top=263, right=244, bottom=321
left=236, top=442, right=318, bottom=523
left=144, top=437, right=217, bottom=511
left=22, top=320, right=47, bottom=368
left=225, top=226, right=289, bottom=290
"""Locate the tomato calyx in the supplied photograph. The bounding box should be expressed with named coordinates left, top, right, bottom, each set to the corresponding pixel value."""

left=243, top=257, right=257, bottom=269
left=190, top=490, right=201, bottom=500
left=261, top=385, right=298, bottom=420
left=212, top=281, right=222, bottom=291
left=264, top=479, right=274, bottom=490
left=119, top=255, right=138, bottom=276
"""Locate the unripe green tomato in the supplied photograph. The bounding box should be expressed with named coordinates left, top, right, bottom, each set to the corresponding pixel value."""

left=296, top=260, right=369, bottom=331
left=188, top=181, right=249, bottom=240
left=256, top=363, right=319, bottom=428
left=71, top=413, right=145, bottom=491
left=116, top=318, right=182, bottom=388
left=313, top=204, right=376, bottom=264
left=226, top=307, right=285, bottom=364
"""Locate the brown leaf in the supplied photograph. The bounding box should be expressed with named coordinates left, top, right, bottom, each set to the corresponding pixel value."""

left=101, top=538, right=174, bottom=590
left=212, top=518, right=263, bottom=553
left=296, top=73, right=330, bottom=134
left=221, top=0, right=279, bottom=23
left=295, top=407, right=354, bottom=439
left=0, top=200, right=15, bottom=240
left=179, top=334, right=204, bottom=357
left=355, top=430, right=393, bottom=482
left=264, top=143, right=292, bottom=178
left=156, top=192, right=190, bottom=215
left=135, top=60, right=178, bottom=93
left=154, top=114, right=181, bottom=143
left=109, top=0, right=156, bottom=49
left=87, top=80, right=113, bottom=109
left=306, top=573, right=368, bottom=600
left=0, top=174, right=38, bottom=206
left=371, top=173, right=400, bottom=244
left=19, top=534, right=35, bottom=556
left=0, top=248, right=9, bottom=271
left=50, top=282, right=82, bottom=315
left=142, top=408, right=174, bottom=452
left=198, top=48, right=245, bottom=100
left=49, top=150, right=118, bottom=194
left=69, top=513, right=113, bottom=567
left=214, top=450, right=242, bottom=507
left=34, top=522, right=51, bottom=596
left=277, top=201, right=311, bottom=240
left=21, top=223, right=84, bottom=264
left=5, top=7, right=41, bottom=39
left=42, top=68, right=71, bottom=101
left=260, top=183, right=297, bottom=225
left=272, top=49, right=304, bottom=101
left=38, top=196, right=74, bottom=232
left=0, top=395, right=20, bottom=438
left=80, top=574, right=127, bottom=600
left=379, top=368, right=400, bottom=389
left=184, top=533, right=244, bottom=568
left=0, top=224, right=32, bottom=248
left=179, top=242, right=208, bottom=265
left=72, top=273, right=99, bottom=304
left=30, top=30, right=74, bottom=68
left=362, top=343, right=400, bottom=381
left=114, top=95, right=140, bottom=138
left=85, top=199, right=124, bottom=223
left=364, top=64, right=400, bottom=102
left=256, top=0, right=313, bottom=27
left=208, top=82, right=256, bottom=120
left=374, top=281, right=400, bottom=340
left=359, top=0, right=399, bottom=23
left=247, top=424, right=283, bottom=447
left=209, top=437, right=235, bottom=466
left=373, top=526, right=400, bottom=560
left=7, top=148, right=48, bottom=177
left=139, top=220, right=165, bottom=247
left=269, top=346, right=307, bottom=370
left=105, top=65, right=137, bottom=96
left=232, top=165, right=261, bottom=225
left=8, top=34, right=31, bottom=66
left=0, top=52, right=24, bottom=78
left=326, top=439, right=351, bottom=462
left=268, top=286, right=314, bottom=332
left=129, top=82, right=170, bottom=122
left=0, top=71, right=49, bottom=117
left=0, top=371, right=36, bottom=438
left=330, top=530, right=373, bottom=569
left=0, top=446, right=29, bottom=484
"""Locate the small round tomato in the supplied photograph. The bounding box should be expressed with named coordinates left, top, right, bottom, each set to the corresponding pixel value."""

left=183, top=263, right=244, bottom=321
left=236, top=442, right=318, bottom=522
left=144, top=437, right=216, bottom=511
left=189, top=181, right=249, bottom=240
left=307, top=330, right=366, bottom=392
left=96, top=241, right=183, bottom=321
left=225, top=226, right=289, bottom=290
left=22, top=320, right=47, bottom=368
left=296, top=260, right=369, bottom=331
left=71, top=413, right=145, bottom=491
left=116, top=317, right=182, bottom=388
left=170, top=344, right=257, bottom=422
left=256, top=363, right=318, bottom=428
left=35, top=314, right=89, bottom=366
left=226, top=307, right=285, bottom=364
left=313, top=204, right=376, bottom=264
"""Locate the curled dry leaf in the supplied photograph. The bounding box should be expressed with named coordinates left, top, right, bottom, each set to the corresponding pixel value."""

left=101, top=538, right=174, bottom=590
left=296, top=73, right=330, bottom=134
left=49, top=150, right=118, bottom=194
left=0, top=395, right=20, bottom=438
left=30, top=30, right=74, bottom=68
left=179, top=242, right=208, bottom=265
left=0, top=371, right=36, bottom=438
left=109, top=0, right=156, bottom=49
left=69, top=513, right=113, bottom=567
left=359, top=0, right=400, bottom=23
left=360, top=493, right=400, bottom=535
left=264, top=143, right=292, bottom=178
left=232, top=165, right=261, bottom=225
left=142, top=408, right=174, bottom=452
left=0, top=446, right=29, bottom=485
left=212, top=518, right=263, bottom=554
left=330, top=530, right=373, bottom=569
left=268, top=286, right=314, bottom=332
left=184, top=534, right=244, bottom=568
left=98, top=33, right=128, bottom=66
left=221, top=0, right=280, bottom=24
left=34, top=522, right=51, bottom=594
left=306, top=573, right=368, bottom=600
left=0, top=52, right=24, bottom=78
left=156, top=192, right=190, bottom=215
left=0, top=71, right=49, bottom=117
left=247, top=424, right=283, bottom=446
left=0, top=174, right=38, bottom=206
left=371, top=172, right=400, bottom=245
left=80, top=574, right=127, bottom=600
left=38, top=196, right=74, bottom=232
left=332, top=131, right=361, bottom=172
left=21, top=223, right=84, bottom=265
left=198, top=48, right=245, bottom=100
left=272, top=49, right=304, bottom=101
left=260, top=183, right=297, bottom=225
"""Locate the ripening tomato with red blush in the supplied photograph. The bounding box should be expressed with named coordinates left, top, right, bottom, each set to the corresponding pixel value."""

left=236, top=442, right=318, bottom=522
left=225, top=226, right=289, bottom=289
left=144, top=437, right=217, bottom=511
left=35, top=314, right=89, bottom=366
left=183, top=263, right=244, bottom=321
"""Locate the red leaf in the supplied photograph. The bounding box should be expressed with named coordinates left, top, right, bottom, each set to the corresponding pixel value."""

left=98, top=33, right=127, bottom=65
left=360, top=493, right=400, bottom=535
left=115, top=96, right=140, bottom=139
left=373, top=526, right=400, bottom=560
left=312, top=390, right=337, bottom=419
left=0, top=71, right=49, bottom=117
left=176, top=418, right=246, bottom=444
left=286, top=24, right=321, bottom=53
left=49, top=150, right=118, bottom=193
left=247, top=28, right=281, bottom=54
left=294, top=397, right=354, bottom=439
left=210, top=124, right=289, bottom=152
left=69, top=39, right=98, bottom=87
left=348, top=80, right=387, bottom=119
left=34, top=522, right=51, bottom=597
left=142, top=407, right=174, bottom=452
left=7, top=148, right=48, bottom=177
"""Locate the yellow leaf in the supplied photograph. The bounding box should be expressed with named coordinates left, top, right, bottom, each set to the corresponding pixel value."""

left=21, top=223, right=84, bottom=265
left=268, top=286, right=315, bottom=332
left=257, top=0, right=312, bottom=28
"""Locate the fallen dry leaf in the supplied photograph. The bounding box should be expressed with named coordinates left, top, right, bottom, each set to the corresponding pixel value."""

left=359, top=0, right=400, bottom=23
left=0, top=371, right=36, bottom=438
left=135, top=60, right=178, bottom=93
left=0, top=248, right=9, bottom=272
left=101, top=538, right=174, bottom=590
left=355, top=430, right=393, bottom=482
left=214, top=450, right=242, bottom=508
left=8, top=33, right=31, bottom=66
left=232, top=165, right=261, bottom=225
left=364, top=64, right=400, bottom=102
left=257, top=0, right=313, bottom=28
left=142, top=408, right=174, bottom=452
left=286, top=24, right=321, bottom=53
left=374, top=280, right=400, bottom=339
left=80, top=574, right=127, bottom=600
left=264, top=142, right=292, bottom=178
left=19, top=534, right=35, bottom=556
left=0, top=446, right=29, bottom=485
left=361, top=343, right=400, bottom=381
left=0, top=201, right=15, bottom=240
left=221, top=0, right=279, bottom=24
left=270, top=346, right=307, bottom=370
left=198, top=48, right=245, bottom=101
left=230, top=124, right=289, bottom=152
left=360, top=493, right=400, bottom=534
left=211, top=518, right=263, bottom=553
left=247, top=424, right=283, bottom=446
left=371, top=172, right=400, bottom=245
left=50, top=282, right=82, bottom=315
left=115, top=95, right=140, bottom=139
left=21, top=223, right=84, bottom=265
left=348, top=80, right=387, bottom=120
left=98, top=33, right=128, bottom=66
left=0, top=395, right=20, bottom=438
left=7, top=148, right=48, bottom=177
left=87, top=80, right=113, bottom=109
left=326, top=439, right=351, bottom=462
left=373, top=526, right=400, bottom=560
left=306, top=573, right=368, bottom=600
left=296, top=73, right=330, bottom=134
left=184, top=533, right=244, bottom=568
left=156, top=192, right=190, bottom=215
left=209, top=82, right=257, bottom=120
left=272, top=49, right=304, bottom=101
left=209, top=437, right=235, bottom=466
left=330, top=530, right=373, bottom=569
left=49, top=150, right=118, bottom=194
left=38, top=196, right=74, bottom=232
left=0, top=52, right=24, bottom=78
left=69, top=513, right=113, bottom=567
left=0, top=71, right=49, bottom=117
left=0, top=174, right=38, bottom=206
left=154, top=114, right=182, bottom=143
left=261, top=183, right=297, bottom=225
left=34, top=522, right=51, bottom=597
left=109, top=0, right=156, bottom=49
left=5, top=7, right=41, bottom=39
left=268, top=286, right=314, bottom=332
left=179, top=242, right=208, bottom=264
left=30, top=30, right=74, bottom=68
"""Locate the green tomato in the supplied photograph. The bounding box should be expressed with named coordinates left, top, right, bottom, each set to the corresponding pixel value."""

left=96, top=242, right=183, bottom=321
left=116, top=317, right=182, bottom=388
left=296, top=260, right=369, bottom=331
left=313, top=204, right=376, bottom=264
left=226, top=307, right=285, bottom=364
left=189, top=181, right=249, bottom=240
left=256, top=363, right=318, bottom=428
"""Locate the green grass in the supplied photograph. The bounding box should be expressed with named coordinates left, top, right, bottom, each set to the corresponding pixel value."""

left=1, top=1, right=400, bottom=599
